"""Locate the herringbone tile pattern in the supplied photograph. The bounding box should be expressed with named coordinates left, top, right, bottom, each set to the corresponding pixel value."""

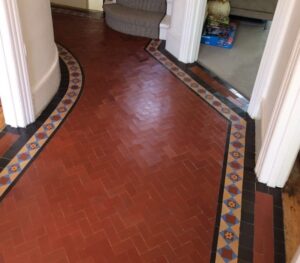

left=0, top=14, right=228, bottom=262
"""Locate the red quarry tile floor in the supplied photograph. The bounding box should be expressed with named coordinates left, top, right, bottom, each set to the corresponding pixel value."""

left=254, top=192, right=274, bottom=263
left=0, top=13, right=228, bottom=262
left=0, top=133, right=19, bottom=158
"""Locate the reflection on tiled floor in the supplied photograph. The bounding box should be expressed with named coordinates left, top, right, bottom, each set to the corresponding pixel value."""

left=0, top=8, right=285, bottom=263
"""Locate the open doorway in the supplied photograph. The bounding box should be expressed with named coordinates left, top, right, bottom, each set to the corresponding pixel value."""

left=197, top=0, right=277, bottom=99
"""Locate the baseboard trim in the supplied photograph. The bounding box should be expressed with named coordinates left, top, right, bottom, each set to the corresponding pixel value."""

left=50, top=3, right=103, bottom=14
left=32, top=46, right=61, bottom=118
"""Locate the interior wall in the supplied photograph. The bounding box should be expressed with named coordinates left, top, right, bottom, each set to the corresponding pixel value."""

left=165, top=0, right=186, bottom=57
left=51, top=0, right=87, bottom=9
left=18, top=0, right=61, bottom=117
left=88, top=0, right=102, bottom=11
left=51, top=0, right=103, bottom=11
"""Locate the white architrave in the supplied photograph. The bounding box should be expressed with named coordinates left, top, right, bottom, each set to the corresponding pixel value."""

left=0, top=0, right=35, bottom=128
left=178, top=0, right=206, bottom=63
left=165, top=0, right=206, bottom=64
left=248, top=0, right=297, bottom=118
left=256, top=30, right=300, bottom=187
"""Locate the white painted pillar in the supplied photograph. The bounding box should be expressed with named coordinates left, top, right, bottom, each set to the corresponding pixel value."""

left=88, top=0, right=103, bottom=11
left=0, top=0, right=60, bottom=127
left=0, top=0, right=35, bottom=128
left=18, top=0, right=61, bottom=118
left=165, top=0, right=206, bottom=63
left=248, top=0, right=300, bottom=119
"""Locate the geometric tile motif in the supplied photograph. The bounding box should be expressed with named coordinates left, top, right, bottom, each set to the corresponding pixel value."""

left=220, top=229, right=238, bottom=243
left=226, top=184, right=241, bottom=196
left=222, top=213, right=240, bottom=226
left=218, top=245, right=238, bottom=263
left=0, top=45, right=83, bottom=198
left=146, top=40, right=247, bottom=263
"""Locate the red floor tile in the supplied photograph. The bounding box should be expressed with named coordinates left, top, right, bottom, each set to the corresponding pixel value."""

left=0, top=13, right=229, bottom=262
left=254, top=192, right=274, bottom=263
left=0, top=133, right=19, bottom=157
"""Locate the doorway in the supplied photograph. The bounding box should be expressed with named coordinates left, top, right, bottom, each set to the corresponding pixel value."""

left=198, top=18, right=270, bottom=99
left=197, top=1, right=277, bottom=99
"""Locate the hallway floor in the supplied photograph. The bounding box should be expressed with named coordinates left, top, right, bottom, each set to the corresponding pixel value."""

left=0, top=9, right=285, bottom=263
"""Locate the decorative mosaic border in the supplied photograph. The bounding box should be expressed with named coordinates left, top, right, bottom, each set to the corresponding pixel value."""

left=0, top=45, right=83, bottom=198
left=146, top=40, right=247, bottom=263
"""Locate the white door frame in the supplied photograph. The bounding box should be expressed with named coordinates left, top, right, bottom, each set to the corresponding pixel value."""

left=0, top=0, right=35, bottom=128
left=255, top=30, right=300, bottom=187
left=247, top=0, right=300, bottom=187
left=247, top=0, right=296, bottom=118
left=179, top=0, right=207, bottom=63
left=165, top=0, right=207, bottom=63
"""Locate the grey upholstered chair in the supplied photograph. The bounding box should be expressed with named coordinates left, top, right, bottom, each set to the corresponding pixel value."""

left=104, top=0, right=166, bottom=39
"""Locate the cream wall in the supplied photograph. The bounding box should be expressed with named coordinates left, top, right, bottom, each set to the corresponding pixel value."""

left=51, top=0, right=103, bottom=11
left=18, top=0, right=61, bottom=117
left=88, top=0, right=103, bottom=11
left=165, top=0, right=206, bottom=63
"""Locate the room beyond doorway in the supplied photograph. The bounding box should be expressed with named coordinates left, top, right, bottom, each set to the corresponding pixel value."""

left=198, top=18, right=270, bottom=99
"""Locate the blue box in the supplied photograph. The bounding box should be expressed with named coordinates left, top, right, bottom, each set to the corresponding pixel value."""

left=201, top=23, right=237, bottom=49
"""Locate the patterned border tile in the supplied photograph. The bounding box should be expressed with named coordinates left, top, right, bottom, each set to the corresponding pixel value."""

left=0, top=45, right=83, bottom=198
left=146, top=40, right=248, bottom=263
